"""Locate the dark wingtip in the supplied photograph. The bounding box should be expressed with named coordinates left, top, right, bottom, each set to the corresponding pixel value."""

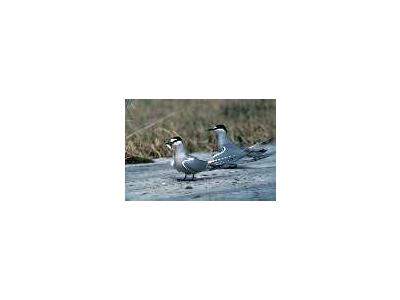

left=261, top=137, right=273, bottom=145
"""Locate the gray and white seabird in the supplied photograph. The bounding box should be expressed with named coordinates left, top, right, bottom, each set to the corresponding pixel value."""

left=208, top=124, right=272, bottom=166
left=165, top=136, right=213, bottom=181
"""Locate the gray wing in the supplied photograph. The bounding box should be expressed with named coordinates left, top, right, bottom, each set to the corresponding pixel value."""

left=215, top=138, right=272, bottom=162
left=182, top=156, right=208, bottom=173
left=212, top=144, right=247, bottom=165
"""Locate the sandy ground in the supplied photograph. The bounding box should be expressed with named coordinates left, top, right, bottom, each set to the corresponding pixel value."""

left=125, top=145, right=276, bottom=201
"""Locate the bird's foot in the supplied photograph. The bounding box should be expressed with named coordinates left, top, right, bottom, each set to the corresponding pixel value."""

left=177, top=174, right=187, bottom=181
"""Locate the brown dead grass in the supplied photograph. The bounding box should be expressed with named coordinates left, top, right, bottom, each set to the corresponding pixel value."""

left=125, top=99, right=275, bottom=160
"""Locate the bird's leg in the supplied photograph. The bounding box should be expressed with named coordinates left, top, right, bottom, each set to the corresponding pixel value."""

left=177, top=174, right=187, bottom=181
left=192, top=174, right=195, bottom=181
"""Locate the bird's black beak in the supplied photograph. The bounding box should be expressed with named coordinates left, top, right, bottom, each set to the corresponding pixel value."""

left=208, top=127, right=216, bottom=131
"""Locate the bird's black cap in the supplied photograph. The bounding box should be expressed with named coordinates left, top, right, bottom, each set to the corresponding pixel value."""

left=208, top=124, right=228, bottom=132
left=165, top=136, right=183, bottom=145
left=171, top=136, right=182, bottom=142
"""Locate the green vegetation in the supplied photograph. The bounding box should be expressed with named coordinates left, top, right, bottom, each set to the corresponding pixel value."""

left=125, top=99, right=275, bottom=162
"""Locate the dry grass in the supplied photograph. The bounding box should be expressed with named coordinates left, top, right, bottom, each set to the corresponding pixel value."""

left=125, top=99, right=275, bottom=160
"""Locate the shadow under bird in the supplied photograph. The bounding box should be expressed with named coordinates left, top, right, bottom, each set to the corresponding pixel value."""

left=165, top=136, right=220, bottom=181
left=208, top=124, right=272, bottom=166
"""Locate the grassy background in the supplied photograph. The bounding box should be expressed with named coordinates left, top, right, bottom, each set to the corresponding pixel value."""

left=125, top=99, right=275, bottom=160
